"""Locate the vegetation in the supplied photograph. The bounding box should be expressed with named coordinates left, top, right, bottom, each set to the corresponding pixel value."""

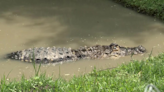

left=112, top=0, right=164, bottom=21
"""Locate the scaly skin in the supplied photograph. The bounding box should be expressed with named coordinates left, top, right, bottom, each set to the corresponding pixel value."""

left=7, top=43, right=146, bottom=64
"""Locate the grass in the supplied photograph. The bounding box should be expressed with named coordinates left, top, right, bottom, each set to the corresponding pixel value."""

left=31, top=49, right=42, bottom=76
left=112, top=0, right=164, bottom=21
left=1, top=51, right=164, bottom=91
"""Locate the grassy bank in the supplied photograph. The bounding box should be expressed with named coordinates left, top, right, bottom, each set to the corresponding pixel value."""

left=112, top=0, right=164, bottom=21
left=1, top=52, right=164, bottom=91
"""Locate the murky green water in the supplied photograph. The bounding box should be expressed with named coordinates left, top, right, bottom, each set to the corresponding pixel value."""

left=0, top=0, right=164, bottom=80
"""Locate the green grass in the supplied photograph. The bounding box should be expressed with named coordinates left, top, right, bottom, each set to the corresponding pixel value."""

left=1, top=52, right=164, bottom=91
left=112, top=0, right=164, bottom=21
left=31, top=49, right=42, bottom=76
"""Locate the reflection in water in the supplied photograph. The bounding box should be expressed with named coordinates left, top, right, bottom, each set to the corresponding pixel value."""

left=0, top=0, right=164, bottom=80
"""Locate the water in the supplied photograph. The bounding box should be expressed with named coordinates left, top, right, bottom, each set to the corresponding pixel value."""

left=0, top=0, right=164, bottom=80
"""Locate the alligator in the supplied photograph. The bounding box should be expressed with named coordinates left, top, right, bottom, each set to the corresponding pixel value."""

left=7, top=43, right=146, bottom=64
